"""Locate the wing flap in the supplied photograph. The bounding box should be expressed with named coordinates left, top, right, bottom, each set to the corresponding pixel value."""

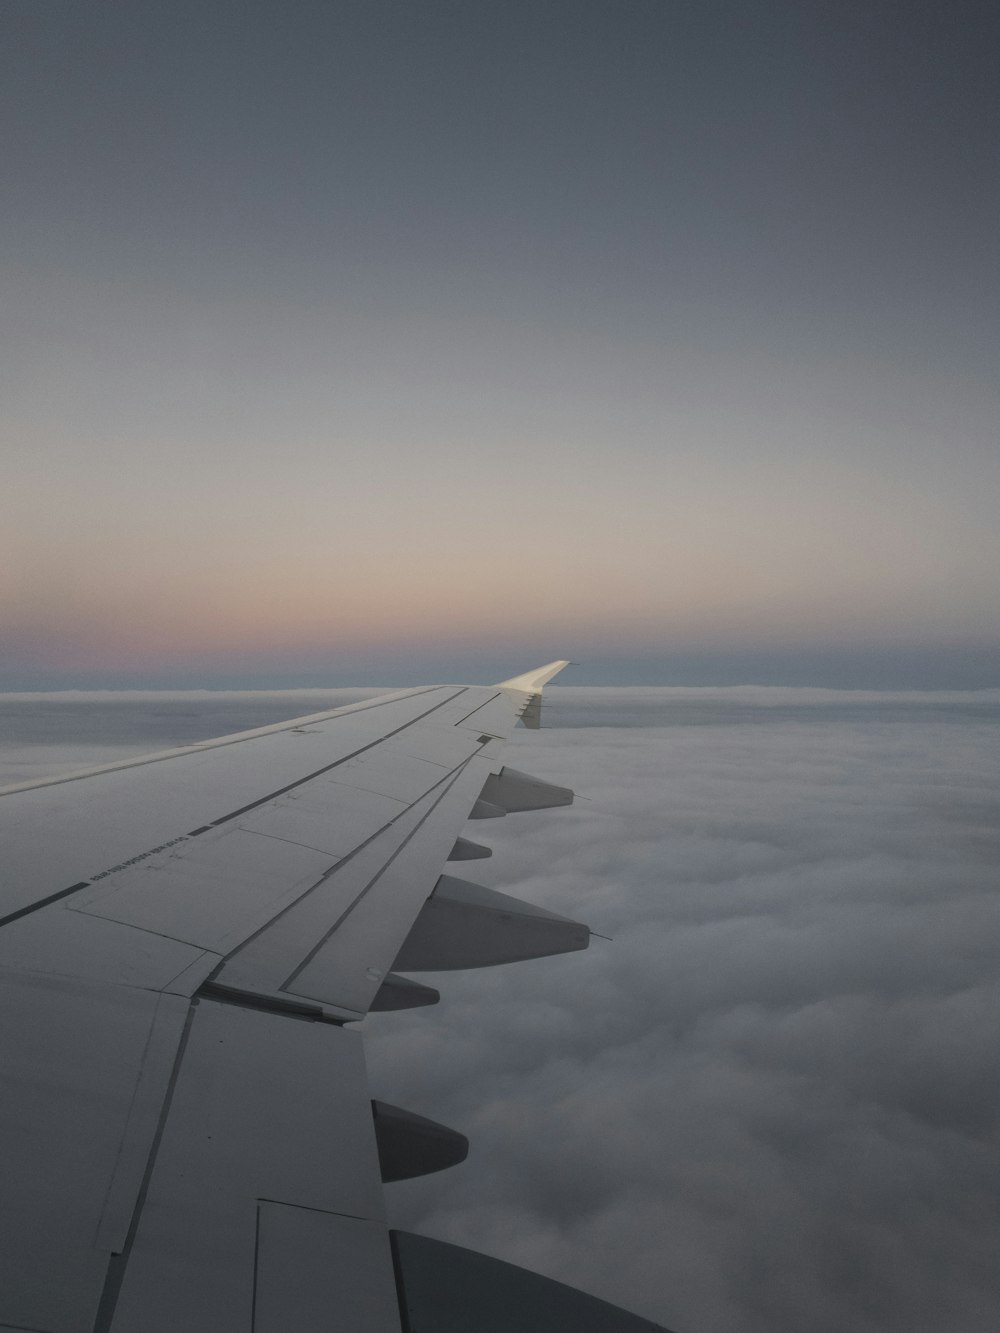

left=0, top=975, right=190, bottom=1333
left=253, top=1204, right=400, bottom=1333
left=107, top=1002, right=389, bottom=1333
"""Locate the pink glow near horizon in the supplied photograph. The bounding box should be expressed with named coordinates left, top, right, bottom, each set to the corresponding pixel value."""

left=4, top=6, right=999, bottom=686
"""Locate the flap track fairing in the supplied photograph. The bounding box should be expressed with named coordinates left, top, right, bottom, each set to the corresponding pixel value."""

left=478, top=766, right=573, bottom=813
left=369, top=973, right=440, bottom=1011
left=392, top=875, right=589, bottom=971
left=447, top=837, right=493, bottom=861
left=371, top=1101, right=468, bottom=1182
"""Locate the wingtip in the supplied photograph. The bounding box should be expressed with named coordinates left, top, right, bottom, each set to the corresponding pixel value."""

left=496, top=660, right=571, bottom=692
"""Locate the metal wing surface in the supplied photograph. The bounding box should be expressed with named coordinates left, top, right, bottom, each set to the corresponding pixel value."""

left=0, top=663, right=610, bottom=1333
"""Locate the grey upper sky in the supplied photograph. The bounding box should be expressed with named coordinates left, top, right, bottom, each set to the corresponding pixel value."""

left=7, top=2, right=998, bottom=337
left=3, top=1, right=999, bottom=687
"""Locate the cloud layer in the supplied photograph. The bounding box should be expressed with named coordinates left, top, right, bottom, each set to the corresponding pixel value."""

left=364, top=689, right=1000, bottom=1332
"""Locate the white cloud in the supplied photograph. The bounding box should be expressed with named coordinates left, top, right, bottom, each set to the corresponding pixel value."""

left=364, top=693, right=1000, bottom=1332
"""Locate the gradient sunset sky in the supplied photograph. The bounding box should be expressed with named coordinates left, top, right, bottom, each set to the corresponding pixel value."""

left=4, top=1, right=998, bottom=687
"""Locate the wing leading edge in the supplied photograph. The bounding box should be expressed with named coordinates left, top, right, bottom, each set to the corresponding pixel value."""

left=0, top=662, right=671, bottom=1332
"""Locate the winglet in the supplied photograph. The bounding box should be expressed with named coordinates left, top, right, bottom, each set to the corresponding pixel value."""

left=496, top=661, right=570, bottom=692
left=496, top=661, right=570, bottom=729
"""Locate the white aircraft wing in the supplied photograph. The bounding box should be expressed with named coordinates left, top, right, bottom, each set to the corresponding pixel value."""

left=0, top=662, right=670, bottom=1333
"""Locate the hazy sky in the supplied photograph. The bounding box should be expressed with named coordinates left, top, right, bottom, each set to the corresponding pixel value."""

left=3, top=686, right=998, bottom=1330
left=3, top=1, right=999, bottom=687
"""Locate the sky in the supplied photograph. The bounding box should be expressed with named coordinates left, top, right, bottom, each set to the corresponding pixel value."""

left=3, top=0, right=1000, bottom=689
left=2, top=686, right=998, bottom=1331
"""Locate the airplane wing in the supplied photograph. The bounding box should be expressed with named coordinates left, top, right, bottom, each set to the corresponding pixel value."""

left=0, top=662, right=670, bottom=1333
